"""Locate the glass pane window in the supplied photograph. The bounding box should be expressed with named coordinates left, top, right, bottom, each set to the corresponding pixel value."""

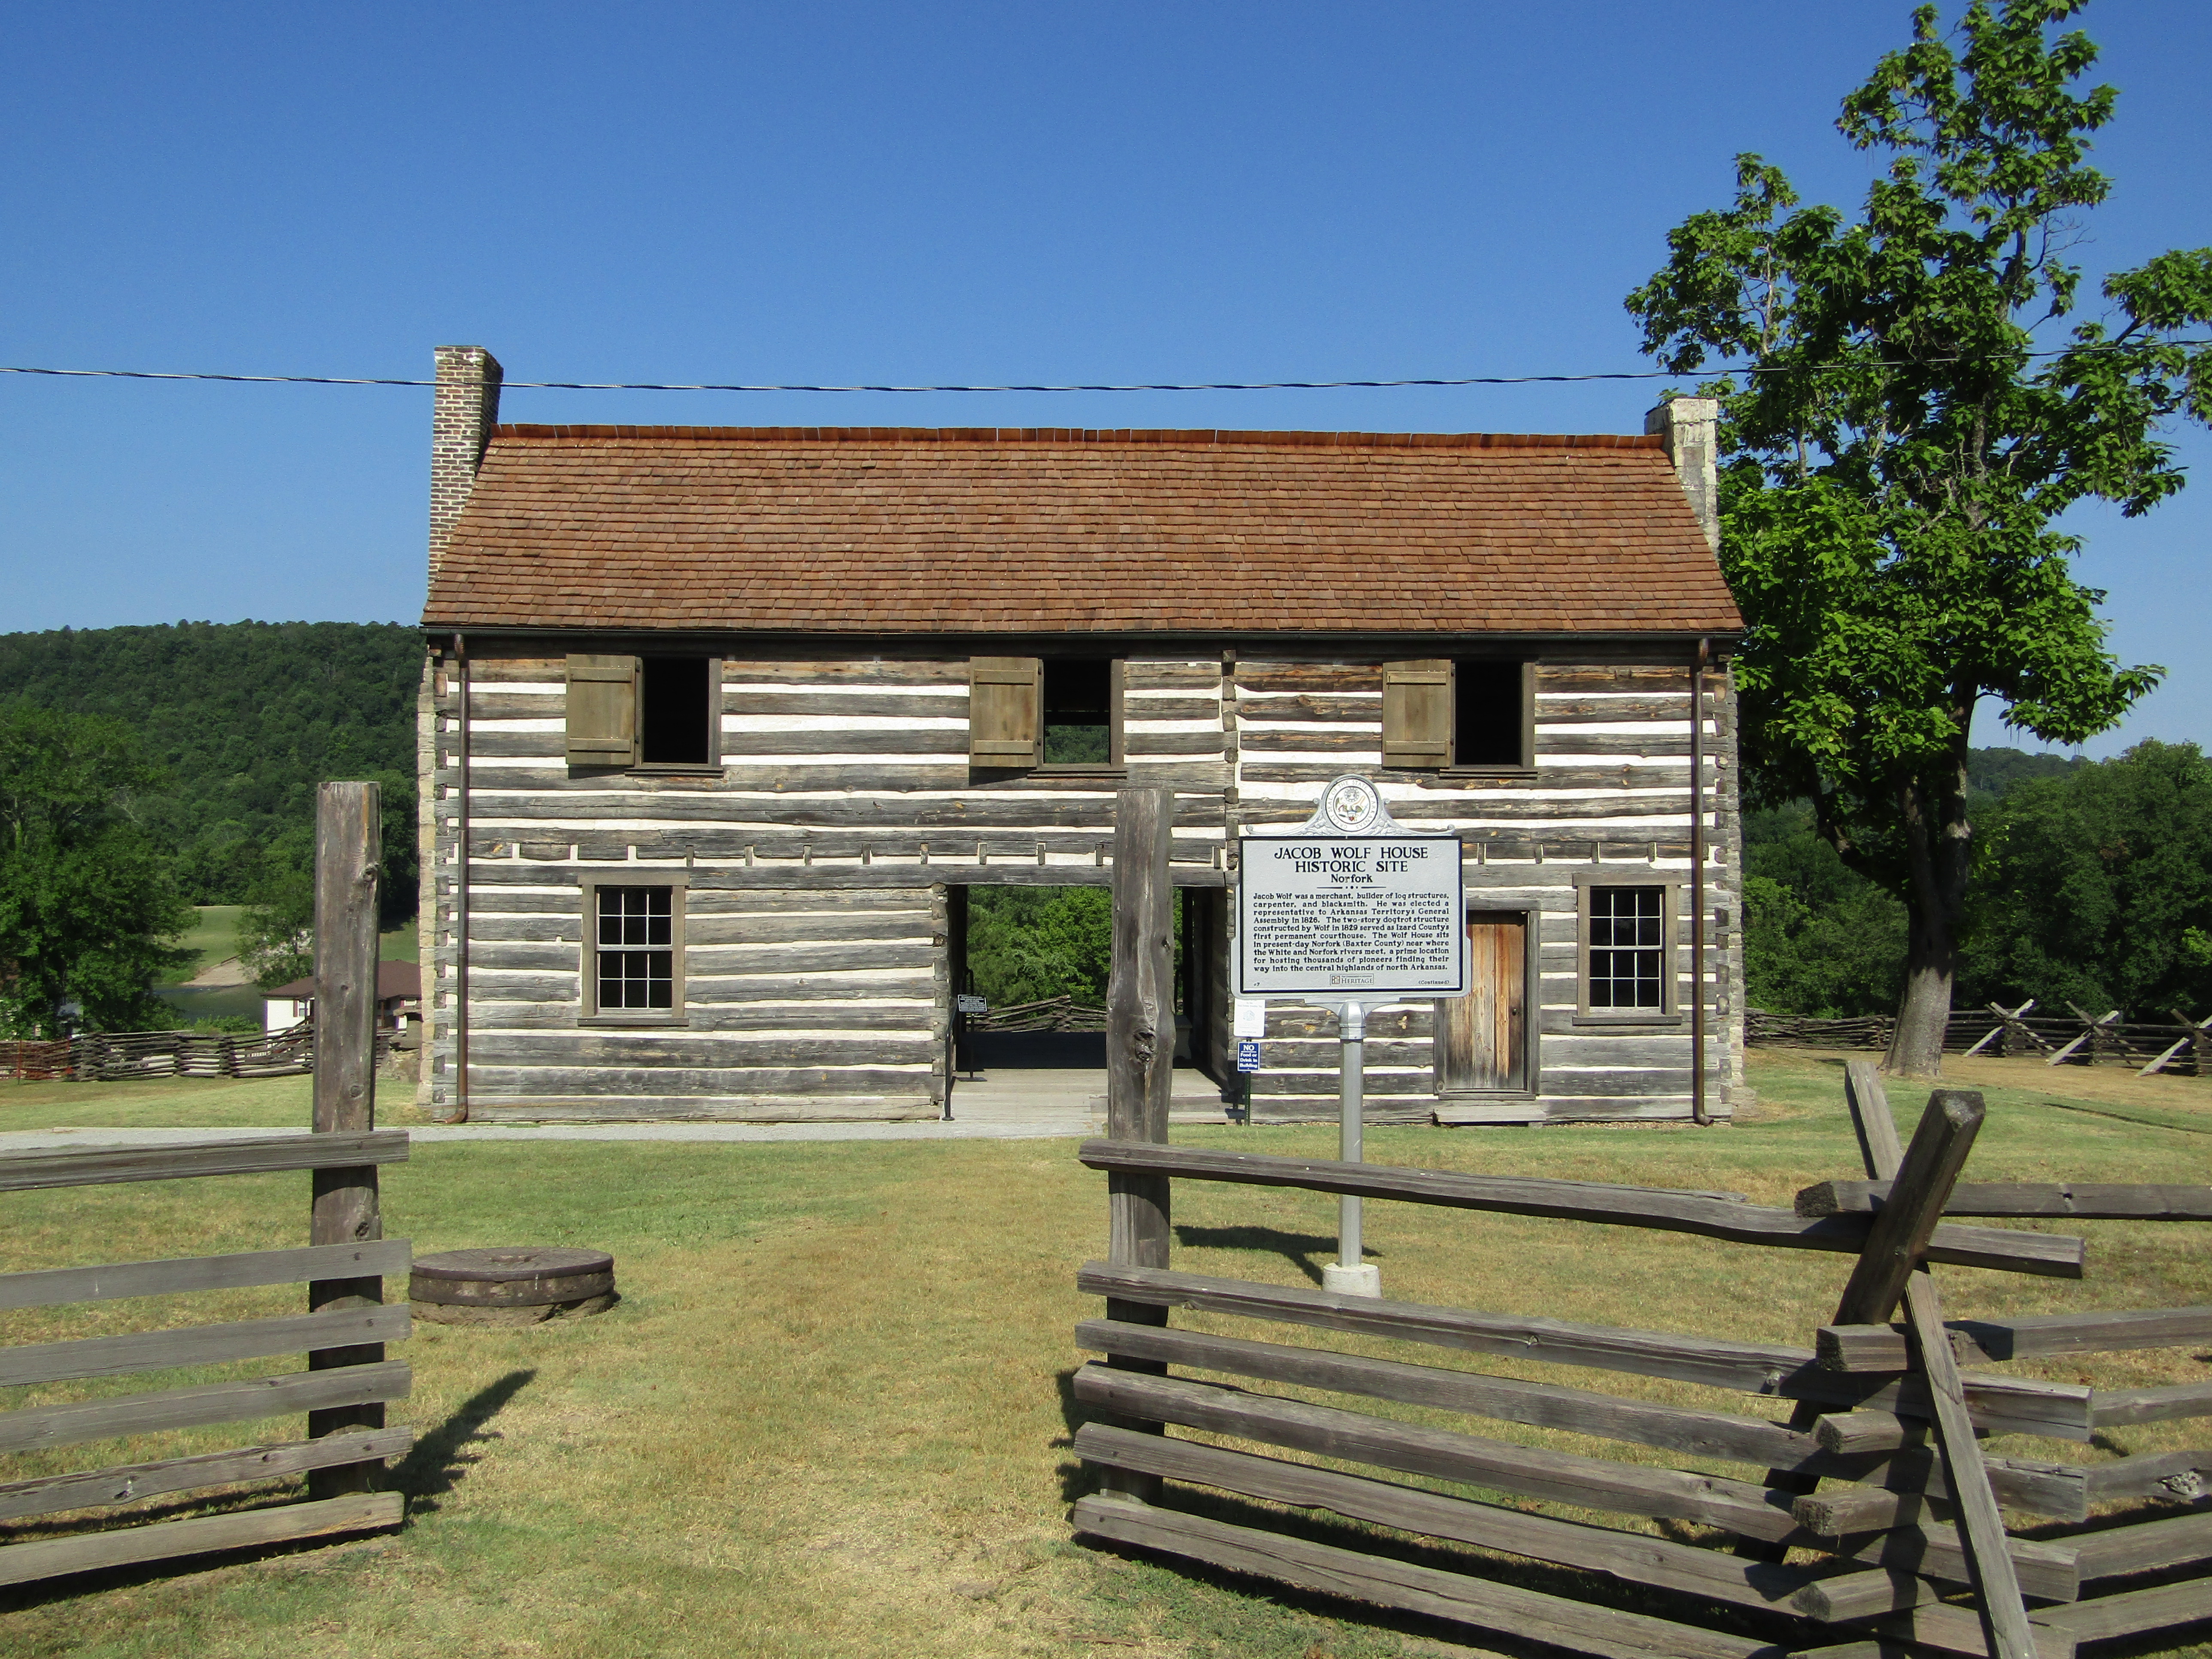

left=1588, top=887, right=1664, bottom=1009
left=597, top=886, right=675, bottom=1010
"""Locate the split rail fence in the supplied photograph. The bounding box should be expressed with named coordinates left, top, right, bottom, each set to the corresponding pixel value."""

left=3, top=1024, right=403, bottom=1084
left=966, top=996, right=1111, bottom=1035
left=1748, top=1006, right=2207, bottom=1076
left=1069, top=1060, right=2212, bottom=1658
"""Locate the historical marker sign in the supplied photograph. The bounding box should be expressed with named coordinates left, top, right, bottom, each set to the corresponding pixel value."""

left=1235, top=777, right=1466, bottom=999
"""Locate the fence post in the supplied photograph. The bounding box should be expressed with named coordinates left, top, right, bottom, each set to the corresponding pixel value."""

left=1107, top=787, right=1174, bottom=1266
left=307, top=781, right=387, bottom=1499
left=1837, top=1079, right=2039, bottom=1659
left=1102, top=788, right=1175, bottom=1501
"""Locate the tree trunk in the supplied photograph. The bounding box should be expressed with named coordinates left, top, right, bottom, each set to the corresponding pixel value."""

left=1887, top=898, right=1957, bottom=1078
left=1884, top=720, right=1975, bottom=1079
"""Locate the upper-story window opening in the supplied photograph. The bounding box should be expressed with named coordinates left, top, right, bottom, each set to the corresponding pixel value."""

left=1381, top=659, right=1533, bottom=771
left=1043, top=659, right=1116, bottom=765
left=1453, top=660, right=1528, bottom=768
left=564, top=654, right=720, bottom=770
left=968, top=656, right=1123, bottom=771
left=641, top=657, right=712, bottom=765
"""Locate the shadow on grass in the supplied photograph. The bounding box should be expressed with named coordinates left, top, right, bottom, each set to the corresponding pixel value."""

left=1172, top=1224, right=1377, bottom=1287
left=1053, top=1366, right=1101, bottom=1502
left=389, top=1367, right=536, bottom=1513
left=2017, top=1097, right=2212, bottom=1137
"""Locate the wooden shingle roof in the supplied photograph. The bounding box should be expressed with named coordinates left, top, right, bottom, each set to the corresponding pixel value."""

left=423, top=425, right=1743, bottom=637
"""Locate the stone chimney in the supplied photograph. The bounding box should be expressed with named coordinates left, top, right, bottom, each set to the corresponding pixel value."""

left=429, top=345, right=504, bottom=584
left=1645, top=396, right=1719, bottom=553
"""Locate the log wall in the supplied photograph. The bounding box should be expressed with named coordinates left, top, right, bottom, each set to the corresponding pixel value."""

left=1229, top=660, right=1741, bottom=1123
left=425, top=650, right=1743, bottom=1124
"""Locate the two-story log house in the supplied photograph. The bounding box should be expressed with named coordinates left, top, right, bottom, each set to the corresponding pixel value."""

left=416, top=345, right=1750, bottom=1126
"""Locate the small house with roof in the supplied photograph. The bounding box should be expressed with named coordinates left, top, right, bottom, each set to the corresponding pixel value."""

left=415, top=345, right=1750, bottom=1126
left=264, top=960, right=422, bottom=1036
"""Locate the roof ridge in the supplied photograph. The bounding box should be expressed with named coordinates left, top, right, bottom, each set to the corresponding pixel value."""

left=491, top=424, right=1664, bottom=452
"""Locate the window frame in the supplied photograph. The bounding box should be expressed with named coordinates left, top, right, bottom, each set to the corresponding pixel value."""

left=1385, top=659, right=1538, bottom=777
left=968, top=655, right=1127, bottom=779
left=567, top=655, right=722, bottom=776
left=1571, top=869, right=1685, bottom=1026
left=1440, top=658, right=1537, bottom=776
left=577, top=872, right=689, bottom=1027
left=631, top=656, right=723, bottom=775
left=1036, top=656, right=1125, bottom=775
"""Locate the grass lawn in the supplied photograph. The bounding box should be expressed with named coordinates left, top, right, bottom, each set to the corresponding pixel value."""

left=0, top=1049, right=2207, bottom=1658
left=166, top=907, right=245, bottom=983
left=0, top=1074, right=322, bottom=1133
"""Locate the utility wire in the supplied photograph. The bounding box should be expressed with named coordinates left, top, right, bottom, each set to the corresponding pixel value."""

left=0, top=338, right=2200, bottom=395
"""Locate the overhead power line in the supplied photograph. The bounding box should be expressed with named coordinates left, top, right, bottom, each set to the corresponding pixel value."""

left=2, top=364, right=1669, bottom=392
left=0, top=338, right=2200, bottom=395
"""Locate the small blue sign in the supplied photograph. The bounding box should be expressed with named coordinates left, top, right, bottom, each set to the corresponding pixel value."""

left=1236, top=1039, right=1263, bottom=1073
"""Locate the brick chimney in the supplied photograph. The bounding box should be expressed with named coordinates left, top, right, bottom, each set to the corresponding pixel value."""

left=1645, top=396, right=1719, bottom=553
left=429, top=345, right=503, bottom=583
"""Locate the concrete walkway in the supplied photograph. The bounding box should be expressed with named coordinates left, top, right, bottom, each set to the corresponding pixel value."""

left=0, top=1066, right=1241, bottom=1152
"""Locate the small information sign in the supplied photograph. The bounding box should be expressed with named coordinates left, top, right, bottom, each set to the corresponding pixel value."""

left=1236, top=830, right=1465, bottom=997
left=956, top=994, right=989, bottom=1015
left=1232, top=998, right=1268, bottom=1038
left=1236, top=1039, right=1263, bottom=1073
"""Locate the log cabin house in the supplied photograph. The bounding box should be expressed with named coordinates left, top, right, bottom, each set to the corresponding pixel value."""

left=416, top=345, right=1750, bottom=1126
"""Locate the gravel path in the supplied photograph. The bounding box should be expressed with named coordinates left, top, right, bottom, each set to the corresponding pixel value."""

left=0, top=1068, right=1240, bottom=1152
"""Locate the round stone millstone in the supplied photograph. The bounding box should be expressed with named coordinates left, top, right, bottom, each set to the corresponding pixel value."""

left=410, top=1246, right=617, bottom=1326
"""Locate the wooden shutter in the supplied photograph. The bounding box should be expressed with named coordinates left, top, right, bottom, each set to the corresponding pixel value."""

left=1382, top=659, right=1452, bottom=767
left=969, top=657, right=1042, bottom=766
left=565, top=655, right=640, bottom=768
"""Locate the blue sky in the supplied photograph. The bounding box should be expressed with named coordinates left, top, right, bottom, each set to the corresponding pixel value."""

left=4, top=1, right=2205, bottom=756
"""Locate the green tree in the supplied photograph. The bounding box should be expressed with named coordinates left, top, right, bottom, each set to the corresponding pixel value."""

left=237, top=826, right=315, bottom=991
left=964, top=887, right=1117, bottom=1008
left=236, top=772, right=415, bottom=991
left=1960, top=740, right=2212, bottom=1017
left=1741, top=806, right=1911, bottom=1015
left=1626, top=0, right=2212, bottom=1074
left=0, top=705, right=193, bottom=1036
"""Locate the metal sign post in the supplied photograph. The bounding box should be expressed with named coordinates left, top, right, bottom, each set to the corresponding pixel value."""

left=1235, top=776, right=1467, bottom=1297
left=1329, top=996, right=1370, bottom=1292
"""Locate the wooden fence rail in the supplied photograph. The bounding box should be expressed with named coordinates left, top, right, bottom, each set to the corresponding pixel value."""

left=0, top=1152, right=412, bottom=1581
left=0, top=782, right=409, bottom=1590
left=1074, top=1074, right=2212, bottom=1657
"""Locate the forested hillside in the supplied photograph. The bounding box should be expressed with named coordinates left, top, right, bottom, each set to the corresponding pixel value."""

left=0, top=622, right=421, bottom=905
left=1744, top=743, right=2209, bottom=1020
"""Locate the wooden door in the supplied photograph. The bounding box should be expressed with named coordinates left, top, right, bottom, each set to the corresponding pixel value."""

left=1440, top=912, right=1527, bottom=1092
